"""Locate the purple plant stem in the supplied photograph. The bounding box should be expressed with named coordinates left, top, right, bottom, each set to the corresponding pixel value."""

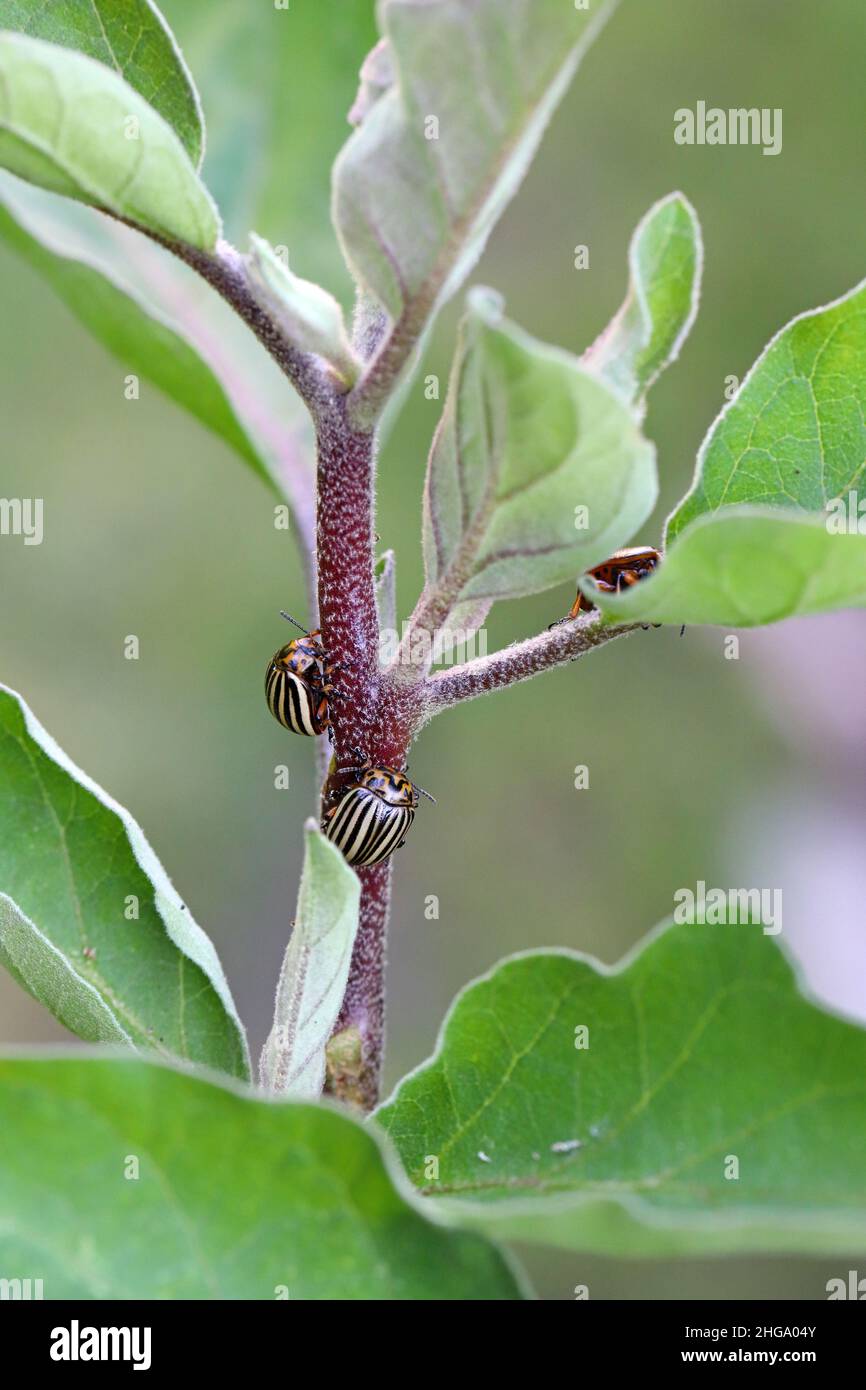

left=127, top=222, right=406, bottom=1108
left=424, top=615, right=640, bottom=711
left=330, top=861, right=391, bottom=1109
left=316, top=399, right=425, bottom=1106
left=315, top=400, right=379, bottom=762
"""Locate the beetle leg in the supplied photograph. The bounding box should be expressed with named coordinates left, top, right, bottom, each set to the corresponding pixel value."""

left=336, top=746, right=368, bottom=776
left=550, top=591, right=592, bottom=628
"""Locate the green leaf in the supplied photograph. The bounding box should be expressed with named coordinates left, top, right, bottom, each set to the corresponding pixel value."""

left=0, top=1054, right=525, bottom=1299
left=0, top=189, right=270, bottom=486
left=157, top=0, right=378, bottom=295
left=0, top=0, right=204, bottom=166
left=378, top=921, right=866, bottom=1256
left=334, top=0, right=618, bottom=416
left=248, top=234, right=359, bottom=386
left=0, top=895, right=133, bottom=1046
left=0, top=686, right=248, bottom=1079
left=583, top=192, right=702, bottom=410
left=0, top=175, right=316, bottom=534
left=589, top=508, right=866, bottom=628
left=260, top=825, right=361, bottom=1099
left=0, top=31, right=219, bottom=248
left=668, top=277, right=866, bottom=543
left=422, top=290, right=656, bottom=611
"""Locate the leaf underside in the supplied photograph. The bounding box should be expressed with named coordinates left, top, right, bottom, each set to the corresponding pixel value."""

left=0, top=686, right=248, bottom=1078
left=0, top=0, right=205, bottom=165
left=0, top=31, right=219, bottom=248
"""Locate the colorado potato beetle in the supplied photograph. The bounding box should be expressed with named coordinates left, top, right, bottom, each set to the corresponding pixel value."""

left=568, top=546, right=662, bottom=618
left=265, top=612, right=335, bottom=737
left=322, top=761, right=435, bottom=867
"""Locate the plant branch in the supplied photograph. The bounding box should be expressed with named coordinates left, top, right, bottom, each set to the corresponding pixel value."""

left=347, top=292, right=432, bottom=430
left=315, top=400, right=380, bottom=767
left=117, top=221, right=337, bottom=410
left=124, top=218, right=407, bottom=1111
left=314, top=400, right=418, bottom=1111
left=169, top=239, right=336, bottom=408
left=325, top=860, right=391, bottom=1111
left=424, top=615, right=640, bottom=712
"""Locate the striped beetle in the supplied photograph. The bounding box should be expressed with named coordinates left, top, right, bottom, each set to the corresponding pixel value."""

left=322, top=759, right=435, bottom=867
left=265, top=612, right=336, bottom=737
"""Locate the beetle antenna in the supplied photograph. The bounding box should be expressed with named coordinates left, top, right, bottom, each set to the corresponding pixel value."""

left=413, top=781, right=436, bottom=804
left=279, top=611, right=308, bottom=634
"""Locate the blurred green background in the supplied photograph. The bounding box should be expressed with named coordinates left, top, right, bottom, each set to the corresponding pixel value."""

left=2, top=0, right=866, bottom=1299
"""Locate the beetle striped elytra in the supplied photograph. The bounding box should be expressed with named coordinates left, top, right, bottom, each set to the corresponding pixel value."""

left=322, top=760, right=435, bottom=867
left=265, top=612, right=336, bottom=737
left=568, top=546, right=662, bottom=618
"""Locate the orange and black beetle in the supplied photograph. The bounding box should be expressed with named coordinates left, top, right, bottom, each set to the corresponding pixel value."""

left=568, top=546, right=662, bottom=618
left=323, top=761, right=434, bottom=867
left=265, top=613, right=336, bottom=737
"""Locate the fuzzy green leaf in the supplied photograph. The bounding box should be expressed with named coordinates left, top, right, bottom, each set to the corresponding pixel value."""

left=0, top=0, right=204, bottom=165
left=378, top=921, right=866, bottom=1256
left=158, top=0, right=377, bottom=292
left=334, top=0, right=617, bottom=414
left=0, top=894, right=132, bottom=1046
left=422, top=290, right=656, bottom=611
left=0, top=31, right=219, bottom=247
left=590, top=508, right=866, bottom=628
left=584, top=192, right=702, bottom=410
left=668, top=278, right=866, bottom=542
left=260, top=825, right=360, bottom=1099
left=0, top=1054, right=525, bottom=1298
left=248, top=234, right=359, bottom=385
left=0, top=686, right=248, bottom=1078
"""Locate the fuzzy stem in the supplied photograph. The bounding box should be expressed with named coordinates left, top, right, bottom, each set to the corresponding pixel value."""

left=315, top=401, right=419, bottom=1109
left=126, top=218, right=404, bottom=1109
left=424, top=615, right=640, bottom=711
left=139, top=234, right=332, bottom=407
left=326, top=861, right=391, bottom=1110
left=315, top=400, right=379, bottom=760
